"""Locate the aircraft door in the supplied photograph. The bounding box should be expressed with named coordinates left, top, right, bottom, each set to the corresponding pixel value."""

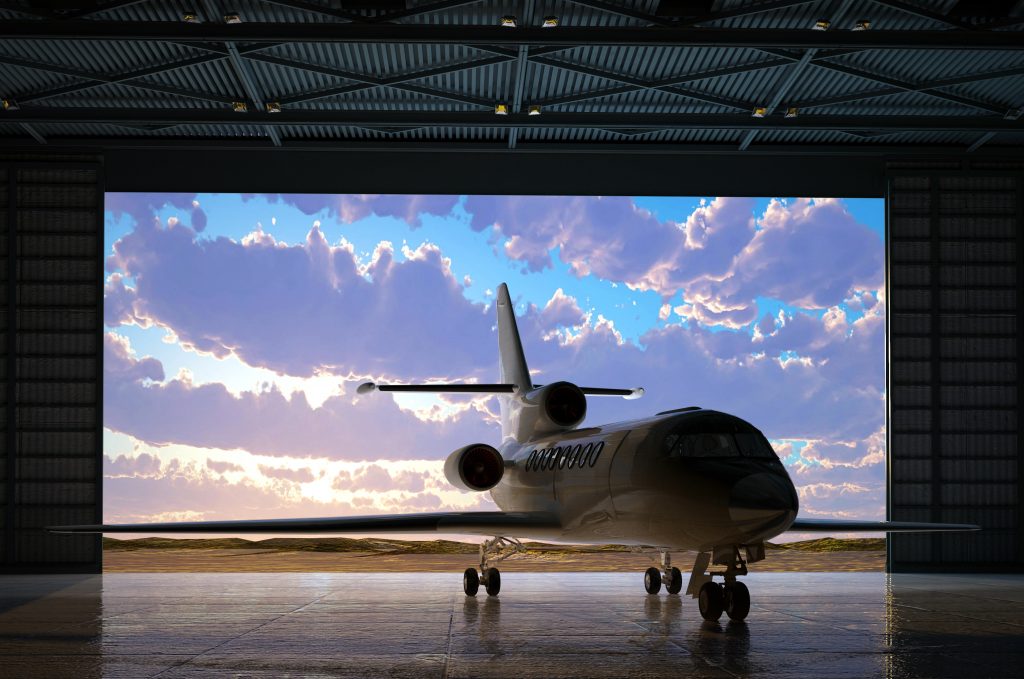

left=554, top=430, right=629, bottom=541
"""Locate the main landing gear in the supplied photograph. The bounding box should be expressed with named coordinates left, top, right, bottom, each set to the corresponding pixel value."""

left=643, top=544, right=760, bottom=622
left=463, top=536, right=523, bottom=597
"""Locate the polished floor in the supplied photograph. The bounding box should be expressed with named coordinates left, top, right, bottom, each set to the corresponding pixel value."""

left=0, top=572, right=1021, bottom=678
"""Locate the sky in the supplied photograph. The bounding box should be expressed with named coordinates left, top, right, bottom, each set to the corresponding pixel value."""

left=103, top=192, right=886, bottom=536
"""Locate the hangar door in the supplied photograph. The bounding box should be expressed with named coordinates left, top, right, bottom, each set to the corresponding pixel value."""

left=888, top=165, right=1022, bottom=572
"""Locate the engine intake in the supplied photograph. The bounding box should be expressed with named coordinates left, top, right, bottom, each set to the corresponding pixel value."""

left=444, top=444, right=504, bottom=492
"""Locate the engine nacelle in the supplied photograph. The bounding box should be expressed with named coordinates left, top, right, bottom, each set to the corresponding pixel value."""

left=522, top=381, right=587, bottom=436
left=444, top=443, right=504, bottom=492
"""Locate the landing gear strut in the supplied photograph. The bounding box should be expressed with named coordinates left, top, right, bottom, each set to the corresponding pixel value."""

left=463, top=536, right=522, bottom=597
left=686, top=545, right=755, bottom=622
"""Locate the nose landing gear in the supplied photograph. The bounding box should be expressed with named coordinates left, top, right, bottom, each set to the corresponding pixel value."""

left=643, top=550, right=683, bottom=595
left=463, top=536, right=522, bottom=597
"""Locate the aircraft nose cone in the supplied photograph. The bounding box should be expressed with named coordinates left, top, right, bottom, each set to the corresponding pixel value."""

left=729, top=473, right=798, bottom=528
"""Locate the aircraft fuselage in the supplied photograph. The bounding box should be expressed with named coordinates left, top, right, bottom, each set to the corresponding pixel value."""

left=490, top=409, right=799, bottom=551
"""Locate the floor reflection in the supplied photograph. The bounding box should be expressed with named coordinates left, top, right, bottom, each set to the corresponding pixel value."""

left=0, top=572, right=1020, bottom=678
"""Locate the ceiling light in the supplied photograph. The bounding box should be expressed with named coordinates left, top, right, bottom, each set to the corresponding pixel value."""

left=232, top=101, right=248, bottom=112
left=784, top=107, right=798, bottom=118
left=542, top=16, right=558, bottom=28
left=500, top=16, right=517, bottom=28
left=528, top=105, right=541, bottom=116
left=182, top=11, right=200, bottom=23
left=751, top=106, right=767, bottom=118
left=813, top=19, right=830, bottom=31
left=853, top=20, right=871, bottom=31
left=265, top=102, right=281, bottom=113
left=494, top=103, right=509, bottom=115
left=224, top=12, right=242, bottom=24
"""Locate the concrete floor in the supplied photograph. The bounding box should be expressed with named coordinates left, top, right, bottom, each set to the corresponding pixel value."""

left=0, top=572, right=1021, bottom=678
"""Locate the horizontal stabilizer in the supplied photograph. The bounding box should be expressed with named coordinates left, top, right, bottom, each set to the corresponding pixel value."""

left=358, top=382, right=516, bottom=394
left=788, top=518, right=980, bottom=533
left=49, top=511, right=561, bottom=537
left=359, top=382, right=644, bottom=399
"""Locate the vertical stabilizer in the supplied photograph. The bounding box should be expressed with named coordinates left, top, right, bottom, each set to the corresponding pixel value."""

left=496, top=283, right=532, bottom=391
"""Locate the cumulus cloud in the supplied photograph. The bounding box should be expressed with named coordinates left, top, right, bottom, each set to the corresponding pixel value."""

left=466, top=196, right=882, bottom=328
left=207, top=459, right=244, bottom=474
left=250, top=193, right=459, bottom=228
left=258, top=465, right=317, bottom=483
left=104, top=453, right=162, bottom=478
left=539, top=288, right=585, bottom=329
left=106, top=218, right=495, bottom=380
left=104, top=333, right=497, bottom=459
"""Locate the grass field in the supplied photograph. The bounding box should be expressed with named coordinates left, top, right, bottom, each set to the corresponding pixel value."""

left=102, top=537, right=885, bottom=573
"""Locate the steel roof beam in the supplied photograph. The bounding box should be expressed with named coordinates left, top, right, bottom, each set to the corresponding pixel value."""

left=566, top=0, right=818, bottom=28
left=6, top=108, right=1023, bottom=132
left=738, top=0, right=856, bottom=150
left=783, top=57, right=1016, bottom=115
left=528, top=55, right=752, bottom=109
left=247, top=53, right=508, bottom=107
left=508, top=0, right=537, bottom=149
left=5, top=21, right=1024, bottom=49
left=0, top=52, right=238, bottom=104
left=201, top=0, right=280, bottom=145
left=18, top=123, right=46, bottom=144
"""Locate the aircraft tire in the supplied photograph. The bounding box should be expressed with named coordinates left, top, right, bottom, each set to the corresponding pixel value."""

left=698, top=582, right=724, bottom=621
left=724, top=581, right=750, bottom=621
left=644, top=567, right=662, bottom=594
left=484, top=568, right=501, bottom=596
left=666, top=567, right=683, bottom=594
left=463, top=568, right=479, bottom=596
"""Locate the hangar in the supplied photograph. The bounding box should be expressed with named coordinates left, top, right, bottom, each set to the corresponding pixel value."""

left=0, top=0, right=1021, bottom=676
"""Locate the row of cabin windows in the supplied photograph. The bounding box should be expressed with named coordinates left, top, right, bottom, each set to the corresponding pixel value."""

left=525, top=441, right=606, bottom=472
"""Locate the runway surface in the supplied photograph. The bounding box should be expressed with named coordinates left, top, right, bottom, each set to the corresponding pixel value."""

left=0, top=572, right=1021, bottom=678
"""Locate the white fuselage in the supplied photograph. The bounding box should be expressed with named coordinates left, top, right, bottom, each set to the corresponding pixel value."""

left=489, top=410, right=799, bottom=551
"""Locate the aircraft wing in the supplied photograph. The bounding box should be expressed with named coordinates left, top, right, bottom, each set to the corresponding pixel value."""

left=788, top=518, right=980, bottom=532
left=48, top=511, right=561, bottom=536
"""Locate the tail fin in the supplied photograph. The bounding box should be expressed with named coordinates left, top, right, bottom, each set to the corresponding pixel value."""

left=496, top=283, right=533, bottom=392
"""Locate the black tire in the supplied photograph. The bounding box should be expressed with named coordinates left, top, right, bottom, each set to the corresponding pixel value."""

left=644, top=567, right=662, bottom=594
left=484, top=567, right=501, bottom=596
left=724, top=581, right=750, bottom=621
left=463, top=568, right=479, bottom=596
left=698, top=582, right=724, bottom=621
left=666, top=567, right=683, bottom=595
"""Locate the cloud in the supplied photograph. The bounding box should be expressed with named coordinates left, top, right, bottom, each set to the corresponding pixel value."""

left=104, top=333, right=498, bottom=460
left=258, top=465, right=317, bottom=483
left=333, top=464, right=429, bottom=492
left=251, top=194, right=459, bottom=228
left=538, top=288, right=585, bottom=329
left=207, top=459, right=244, bottom=474
left=106, top=219, right=496, bottom=380
left=465, top=196, right=882, bottom=328
left=104, top=453, right=162, bottom=478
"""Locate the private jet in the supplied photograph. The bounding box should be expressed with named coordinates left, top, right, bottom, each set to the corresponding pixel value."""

left=54, top=283, right=978, bottom=621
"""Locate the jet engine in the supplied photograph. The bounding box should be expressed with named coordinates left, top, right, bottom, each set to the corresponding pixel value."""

left=522, top=381, right=587, bottom=436
left=444, top=444, right=505, bottom=492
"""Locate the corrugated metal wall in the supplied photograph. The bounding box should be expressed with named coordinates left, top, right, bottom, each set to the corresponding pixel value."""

left=888, top=163, right=1022, bottom=572
left=0, top=157, right=102, bottom=574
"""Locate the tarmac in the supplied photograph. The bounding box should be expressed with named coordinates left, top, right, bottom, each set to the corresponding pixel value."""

left=0, top=572, right=1021, bottom=678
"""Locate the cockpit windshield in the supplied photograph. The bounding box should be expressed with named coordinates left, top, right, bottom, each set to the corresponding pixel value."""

left=662, top=414, right=777, bottom=459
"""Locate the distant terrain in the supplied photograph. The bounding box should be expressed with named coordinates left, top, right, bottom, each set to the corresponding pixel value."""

left=103, top=537, right=885, bottom=573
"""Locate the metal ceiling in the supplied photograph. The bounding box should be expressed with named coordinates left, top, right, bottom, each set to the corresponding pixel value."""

left=0, top=0, right=1022, bottom=153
